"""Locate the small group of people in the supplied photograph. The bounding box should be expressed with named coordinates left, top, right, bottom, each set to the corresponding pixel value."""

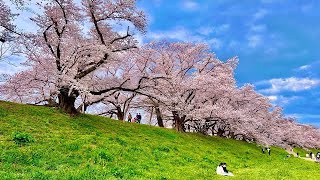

left=316, top=152, right=320, bottom=162
left=308, top=152, right=320, bottom=161
left=262, top=147, right=271, bottom=155
left=127, top=113, right=142, bottom=123
left=216, top=162, right=234, bottom=176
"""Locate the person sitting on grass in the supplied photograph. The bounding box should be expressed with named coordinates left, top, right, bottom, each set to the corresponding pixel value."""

left=216, top=162, right=234, bottom=176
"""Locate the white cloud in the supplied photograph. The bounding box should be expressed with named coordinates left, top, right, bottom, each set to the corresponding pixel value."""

left=197, top=27, right=214, bottom=36
left=0, top=62, right=28, bottom=75
left=267, top=95, right=299, bottom=105
left=267, top=95, right=278, bottom=101
left=289, top=113, right=320, bottom=119
left=298, top=65, right=311, bottom=70
left=207, top=38, right=222, bottom=49
left=148, top=27, right=202, bottom=42
left=215, top=24, right=230, bottom=34
left=182, top=1, right=199, bottom=11
left=147, top=27, right=223, bottom=49
left=197, top=24, right=230, bottom=36
left=253, top=9, right=268, bottom=20
left=259, top=77, right=320, bottom=94
left=250, top=24, right=267, bottom=32
left=247, top=35, right=262, bottom=48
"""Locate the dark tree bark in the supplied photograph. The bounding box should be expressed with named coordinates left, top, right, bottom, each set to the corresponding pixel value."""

left=58, top=86, right=79, bottom=115
left=116, top=105, right=124, bottom=121
left=47, top=98, right=58, bottom=107
left=173, top=111, right=185, bottom=132
left=216, top=128, right=225, bottom=137
left=155, top=106, right=164, bottom=127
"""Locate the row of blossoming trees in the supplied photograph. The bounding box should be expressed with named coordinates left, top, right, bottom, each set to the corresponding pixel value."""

left=1, top=0, right=319, bottom=149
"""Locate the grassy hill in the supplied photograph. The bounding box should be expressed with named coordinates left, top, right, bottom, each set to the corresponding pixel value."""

left=0, top=101, right=319, bottom=180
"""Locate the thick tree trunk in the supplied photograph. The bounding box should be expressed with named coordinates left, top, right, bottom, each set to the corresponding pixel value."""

left=46, top=98, right=58, bottom=107
left=155, top=106, right=164, bottom=127
left=216, top=128, right=225, bottom=137
left=116, top=106, right=124, bottom=121
left=173, top=111, right=185, bottom=132
left=58, top=87, right=79, bottom=115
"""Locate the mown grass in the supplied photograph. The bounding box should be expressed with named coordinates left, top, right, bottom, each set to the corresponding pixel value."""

left=0, top=101, right=319, bottom=179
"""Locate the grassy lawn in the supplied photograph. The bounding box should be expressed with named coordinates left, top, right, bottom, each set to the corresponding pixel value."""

left=0, top=101, right=319, bottom=179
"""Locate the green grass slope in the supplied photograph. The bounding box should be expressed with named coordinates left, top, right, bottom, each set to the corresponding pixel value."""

left=0, top=101, right=319, bottom=180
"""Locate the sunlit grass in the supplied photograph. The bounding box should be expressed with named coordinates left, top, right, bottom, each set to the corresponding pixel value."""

left=0, top=101, right=319, bottom=179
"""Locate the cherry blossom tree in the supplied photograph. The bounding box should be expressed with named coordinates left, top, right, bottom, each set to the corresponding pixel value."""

left=96, top=92, right=136, bottom=120
left=130, top=41, right=238, bottom=131
left=0, top=58, right=58, bottom=105
left=12, top=0, right=147, bottom=114
left=0, top=0, right=18, bottom=61
left=1, top=0, right=319, bottom=149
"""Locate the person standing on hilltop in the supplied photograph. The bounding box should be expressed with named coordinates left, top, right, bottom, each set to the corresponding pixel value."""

left=137, top=113, right=142, bottom=123
left=267, top=147, right=271, bottom=155
left=127, top=113, right=132, bottom=122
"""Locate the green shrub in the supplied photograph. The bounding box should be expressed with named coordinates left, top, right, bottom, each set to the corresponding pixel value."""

left=12, top=131, right=34, bottom=145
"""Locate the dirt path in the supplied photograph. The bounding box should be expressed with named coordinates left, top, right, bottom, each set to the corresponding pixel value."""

left=286, top=150, right=318, bottom=162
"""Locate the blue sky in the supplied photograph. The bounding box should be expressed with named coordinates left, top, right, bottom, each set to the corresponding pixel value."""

left=1, top=0, right=319, bottom=126
left=136, top=0, right=320, bottom=126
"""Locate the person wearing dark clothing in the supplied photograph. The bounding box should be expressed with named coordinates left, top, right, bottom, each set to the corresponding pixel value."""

left=267, top=147, right=271, bottom=155
left=216, top=162, right=234, bottom=176
left=262, top=147, right=265, bottom=154
left=316, top=152, right=320, bottom=161
left=310, top=152, right=313, bottom=159
left=137, top=113, right=142, bottom=123
left=187, top=124, right=191, bottom=132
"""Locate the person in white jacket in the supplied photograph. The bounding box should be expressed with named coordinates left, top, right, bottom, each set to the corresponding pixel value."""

left=216, top=163, right=234, bottom=176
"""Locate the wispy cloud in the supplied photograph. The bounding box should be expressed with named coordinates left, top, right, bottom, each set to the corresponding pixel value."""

left=267, top=95, right=278, bottom=101
left=214, top=24, right=230, bottom=34
left=147, top=27, right=202, bottom=42
left=250, top=24, right=267, bottom=32
left=267, top=95, right=300, bottom=106
left=298, top=65, right=311, bottom=70
left=147, top=27, right=223, bottom=49
left=197, top=26, right=214, bottom=36
left=0, top=61, right=28, bottom=75
left=197, top=24, right=230, bottom=36
left=287, top=113, right=320, bottom=127
left=253, top=9, right=268, bottom=20
left=181, top=0, right=199, bottom=11
left=247, top=35, right=262, bottom=48
left=258, top=77, right=320, bottom=94
left=207, top=38, right=222, bottom=49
